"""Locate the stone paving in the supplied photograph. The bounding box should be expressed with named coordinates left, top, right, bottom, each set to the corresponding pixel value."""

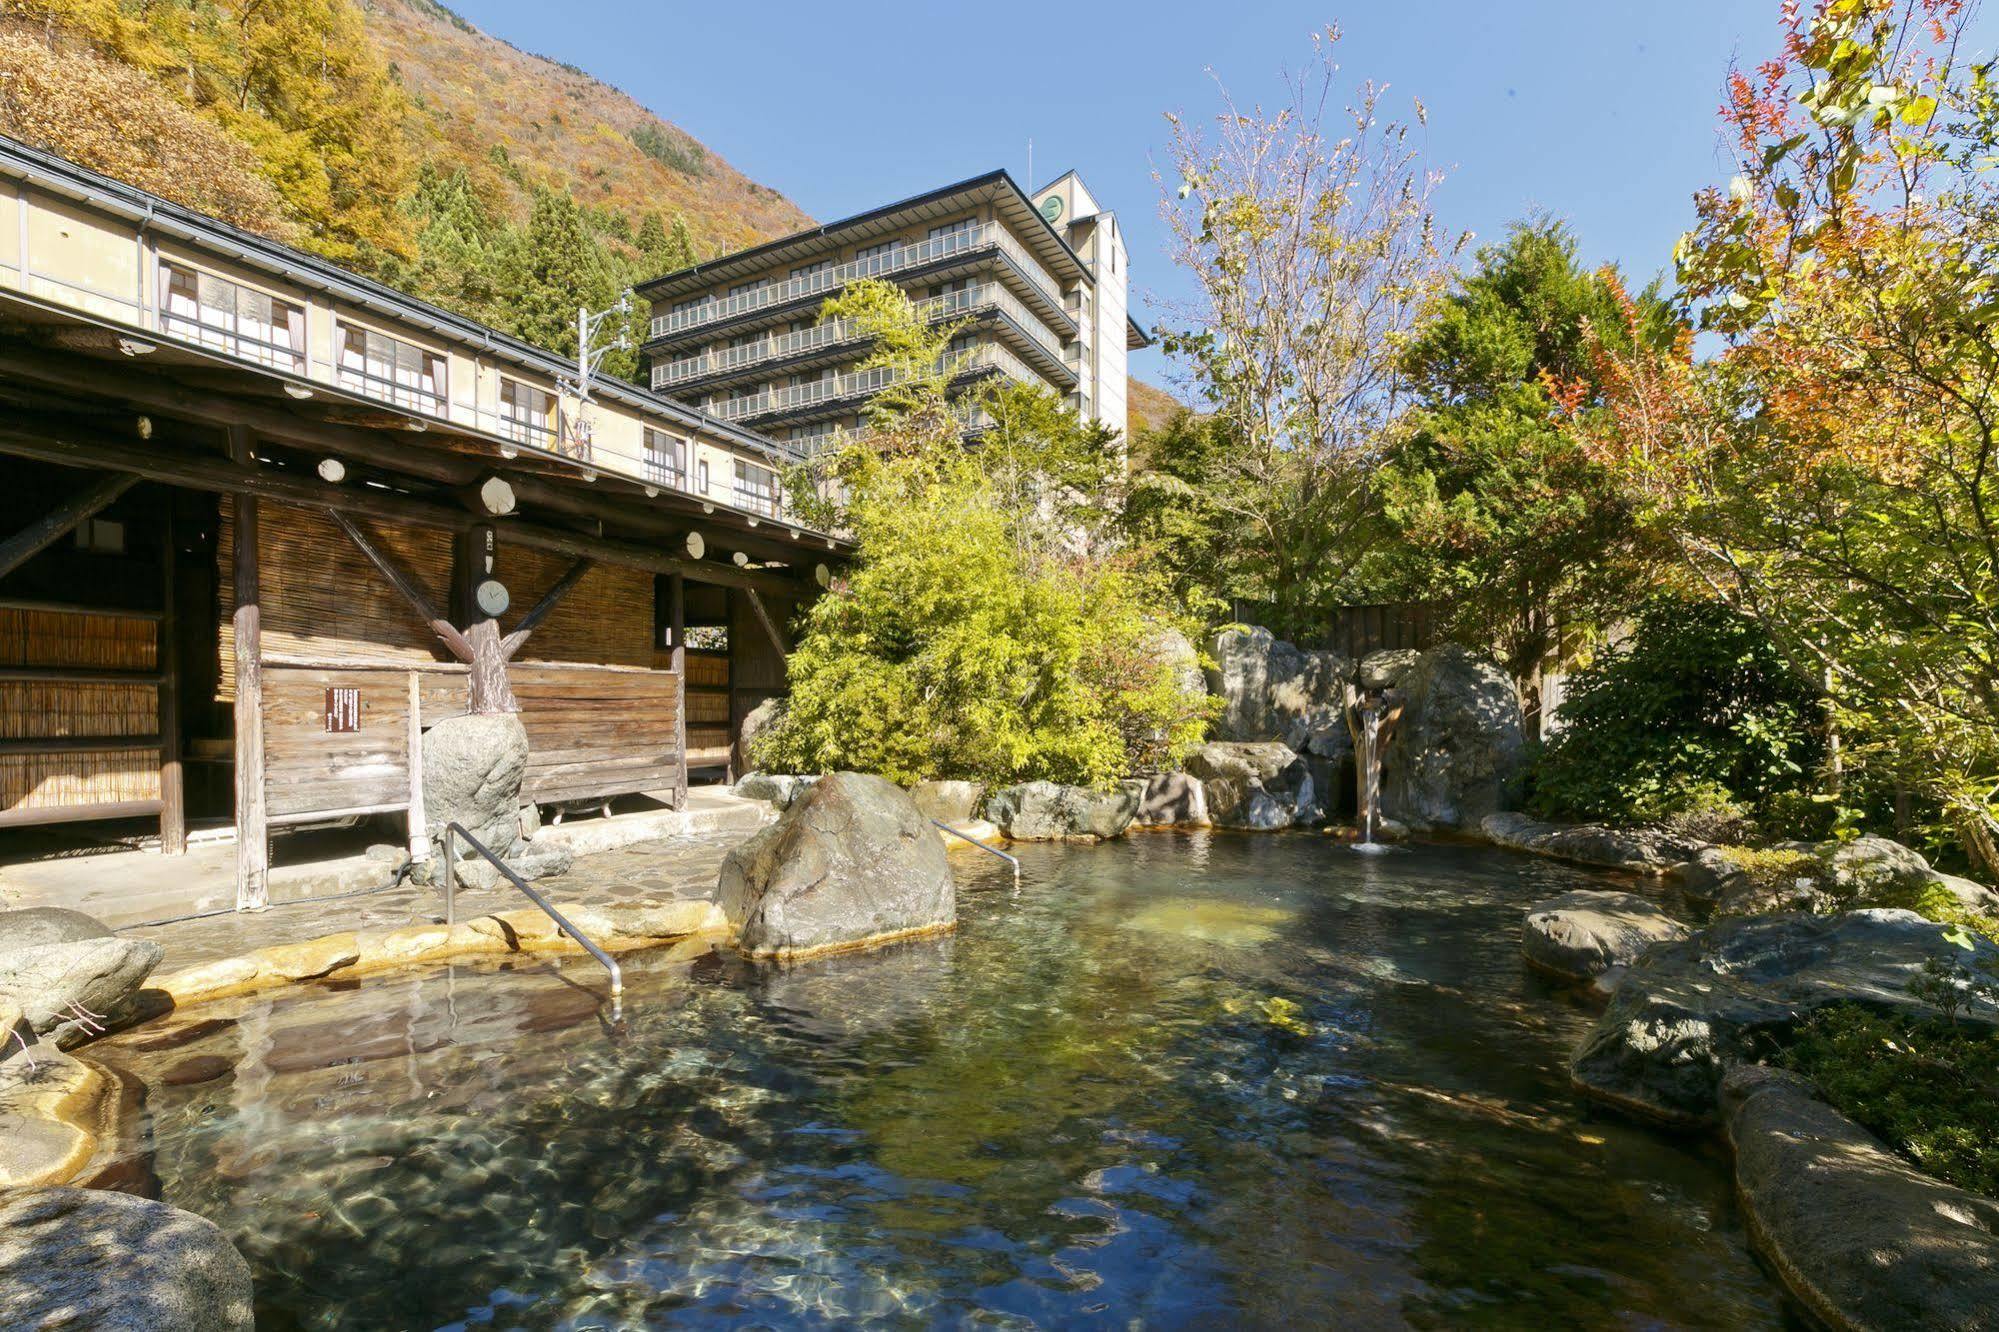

left=129, top=829, right=751, bottom=974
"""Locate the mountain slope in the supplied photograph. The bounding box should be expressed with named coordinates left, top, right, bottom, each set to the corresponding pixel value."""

left=0, top=0, right=809, bottom=265
left=370, top=0, right=811, bottom=256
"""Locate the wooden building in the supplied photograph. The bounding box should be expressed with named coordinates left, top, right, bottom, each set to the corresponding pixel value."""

left=0, top=137, right=842, bottom=908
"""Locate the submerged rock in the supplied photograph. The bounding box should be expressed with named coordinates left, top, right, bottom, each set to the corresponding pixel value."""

left=983, top=781, right=1138, bottom=841
left=1182, top=741, right=1319, bottom=830
left=423, top=712, right=530, bottom=856
left=0, top=1186, right=255, bottom=1330
left=1570, top=910, right=1999, bottom=1126
left=0, top=1047, right=118, bottom=1189
left=720, top=771, right=955, bottom=958
left=1131, top=772, right=1210, bottom=828
left=1382, top=645, right=1525, bottom=831
left=1722, top=1065, right=1999, bottom=1332
left=1521, top=891, right=1691, bottom=983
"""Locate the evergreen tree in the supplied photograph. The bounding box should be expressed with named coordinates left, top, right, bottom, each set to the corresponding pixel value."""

left=1373, top=219, right=1668, bottom=725
left=488, top=186, right=623, bottom=363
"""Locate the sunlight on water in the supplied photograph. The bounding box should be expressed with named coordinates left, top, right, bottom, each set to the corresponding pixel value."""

left=94, top=833, right=1786, bottom=1330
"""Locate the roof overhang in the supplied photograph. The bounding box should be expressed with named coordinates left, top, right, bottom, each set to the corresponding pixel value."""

left=0, top=288, right=853, bottom=571
left=636, top=170, right=1093, bottom=301
left=0, top=136, right=800, bottom=467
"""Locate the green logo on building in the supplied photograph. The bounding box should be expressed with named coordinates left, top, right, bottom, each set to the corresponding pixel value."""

left=1040, top=195, right=1064, bottom=224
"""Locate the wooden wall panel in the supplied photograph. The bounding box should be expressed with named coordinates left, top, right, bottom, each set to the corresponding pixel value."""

left=262, top=666, right=413, bottom=819
left=0, top=606, right=162, bottom=817
left=506, top=664, right=680, bottom=806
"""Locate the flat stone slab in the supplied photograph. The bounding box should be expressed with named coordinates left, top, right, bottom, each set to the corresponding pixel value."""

left=1723, top=1065, right=1999, bottom=1332
left=1521, top=890, right=1690, bottom=983
left=1572, top=910, right=1999, bottom=1126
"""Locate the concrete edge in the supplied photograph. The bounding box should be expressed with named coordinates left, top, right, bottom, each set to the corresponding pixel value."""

left=149, top=897, right=731, bottom=1009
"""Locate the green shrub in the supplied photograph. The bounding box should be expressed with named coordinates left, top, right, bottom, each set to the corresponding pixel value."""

left=1778, top=1004, right=1999, bottom=1195
left=1529, top=597, right=1822, bottom=826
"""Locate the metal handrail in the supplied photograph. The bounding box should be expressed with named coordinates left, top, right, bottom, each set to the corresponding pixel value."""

left=440, top=822, right=623, bottom=1002
left=931, top=818, right=1020, bottom=883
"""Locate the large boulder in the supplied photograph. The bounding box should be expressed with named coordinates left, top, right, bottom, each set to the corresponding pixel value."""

left=423, top=712, right=530, bottom=855
left=1131, top=772, right=1210, bottom=828
left=1521, top=890, right=1692, bottom=983
left=1822, top=835, right=1937, bottom=898
left=1206, top=626, right=1351, bottom=748
left=719, top=772, right=955, bottom=958
left=1481, top=813, right=1703, bottom=876
left=0, top=1186, right=255, bottom=1330
left=0, top=933, right=162, bottom=1039
left=733, top=696, right=786, bottom=775
left=736, top=771, right=815, bottom=811
left=1181, top=741, right=1319, bottom=830
left=1570, top=910, right=1999, bottom=1126
left=908, top=779, right=985, bottom=825
left=1382, top=645, right=1525, bottom=830
left=1722, top=1065, right=1999, bottom=1332
left=0, top=908, right=112, bottom=951
left=1357, top=648, right=1422, bottom=691
left=984, top=781, right=1139, bottom=841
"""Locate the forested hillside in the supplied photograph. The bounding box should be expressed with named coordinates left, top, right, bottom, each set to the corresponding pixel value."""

left=0, top=0, right=1164, bottom=406
left=0, top=0, right=809, bottom=377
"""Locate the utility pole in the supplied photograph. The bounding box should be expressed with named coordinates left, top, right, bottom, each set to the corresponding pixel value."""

left=559, top=292, right=634, bottom=458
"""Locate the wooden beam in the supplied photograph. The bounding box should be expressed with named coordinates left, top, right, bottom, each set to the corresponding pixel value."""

left=500, top=557, right=593, bottom=660
left=326, top=509, right=475, bottom=663
left=158, top=503, right=185, bottom=855
left=0, top=424, right=809, bottom=596
left=0, top=472, right=137, bottom=579
left=745, top=587, right=789, bottom=656
left=669, top=572, right=688, bottom=810
left=230, top=425, right=268, bottom=911
left=0, top=343, right=828, bottom=560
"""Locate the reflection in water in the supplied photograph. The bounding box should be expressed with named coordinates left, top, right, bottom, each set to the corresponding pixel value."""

left=94, top=833, right=1788, bottom=1330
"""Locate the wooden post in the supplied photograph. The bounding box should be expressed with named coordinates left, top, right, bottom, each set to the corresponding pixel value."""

left=229, top=427, right=268, bottom=910
left=406, top=670, right=428, bottom=862
left=669, top=573, right=687, bottom=809
left=455, top=524, right=516, bottom=716
left=157, top=499, right=185, bottom=855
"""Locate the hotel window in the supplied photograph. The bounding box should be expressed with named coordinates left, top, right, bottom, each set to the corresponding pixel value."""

left=498, top=378, right=558, bottom=448
left=853, top=238, right=898, bottom=271
left=645, top=428, right=687, bottom=488
left=158, top=261, right=306, bottom=373
left=734, top=459, right=778, bottom=516
left=697, top=458, right=711, bottom=493
left=789, top=258, right=834, bottom=281
left=336, top=324, right=447, bottom=415
left=928, top=216, right=977, bottom=241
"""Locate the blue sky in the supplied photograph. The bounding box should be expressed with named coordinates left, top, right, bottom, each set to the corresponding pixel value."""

left=451, top=1, right=1850, bottom=389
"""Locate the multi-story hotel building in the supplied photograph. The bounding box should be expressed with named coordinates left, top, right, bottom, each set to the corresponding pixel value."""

left=637, top=170, right=1149, bottom=450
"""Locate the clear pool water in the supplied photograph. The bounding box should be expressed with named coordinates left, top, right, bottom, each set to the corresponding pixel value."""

left=96, top=833, right=1792, bottom=1329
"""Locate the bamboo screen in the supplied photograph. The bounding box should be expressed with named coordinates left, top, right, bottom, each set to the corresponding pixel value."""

left=494, top=546, right=652, bottom=668
left=0, top=608, right=160, bottom=812
left=217, top=498, right=454, bottom=701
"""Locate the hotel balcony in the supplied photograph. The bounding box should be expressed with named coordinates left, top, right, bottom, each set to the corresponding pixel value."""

left=645, top=223, right=1076, bottom=353
left=706, top=343, right=1039, bottom=430
left=651, top=282, right=1076, bottom=396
